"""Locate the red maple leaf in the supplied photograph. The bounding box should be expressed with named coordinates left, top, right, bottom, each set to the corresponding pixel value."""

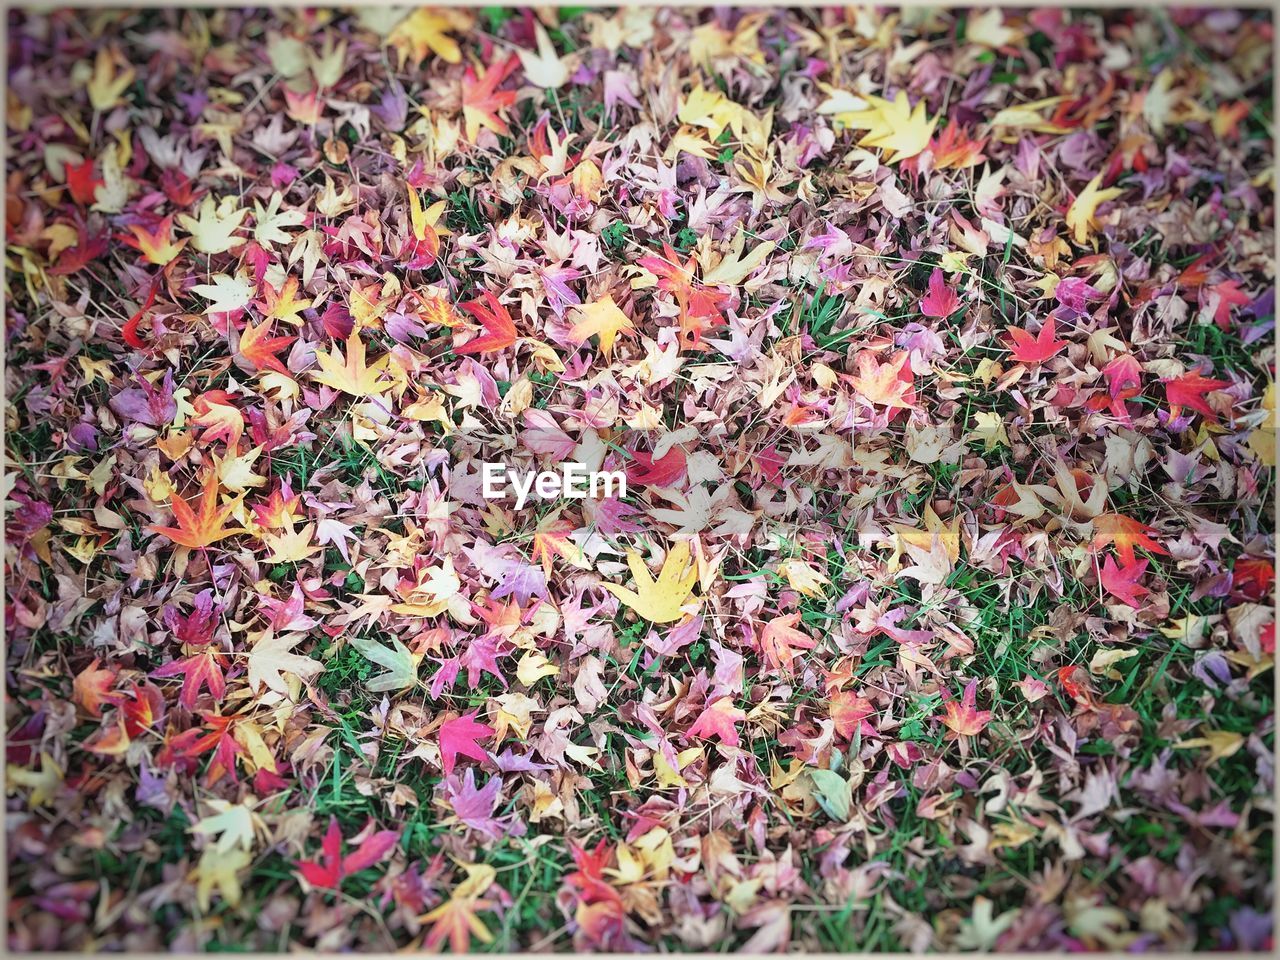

left=461, top=54, right=519, bottom=141
left=164, top=713, right=244, bottom=786
left=1057, top=665, right=1100, bottom=709
left=296, top=816, right=400, bottom=890
left=151, top=650, right=226, bottom=710
left=686, top=698, right=745, bottom=747
left=1095, top=353, right=1143, bottom=422
left=1231, top=556, right=1274, bottom=601
left=48, top=222, right=108, bottom=276
left=1099, top=555, right=1149, bottom=607
left=1206, top=279, right=1251, bottom=330
left=1164, top=372, right=1232, bottom=423
left=626, top=447, right=687, bottom=487
left=64, top=158, right=103, bottom=206
left=438, top=712, right=495, bottom=775
left=1004, top=317, right=1068, bottom=364
left=919, top=267, right=960, bottom=318
left=122, top=277, right=162, bottom=350
left=455, top=290, right=517, bottom=354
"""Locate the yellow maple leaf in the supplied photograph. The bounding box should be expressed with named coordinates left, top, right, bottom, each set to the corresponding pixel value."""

left=87, top=47, right=136, bottom=112
left=176, top=195, right=249, bottom=255
left=6, top=752, right=63, bottom=808
left=310, top=334, right=391, bottom=397
left=701, top=228, right=775, bottom=287
left=214, top=445, right=266, bottom=493
left=1173, top=729, right=1245, bottom=764
left=1065, top=175, right=1124, bottom=245
left=569, top=294, right=635, bottom=359
left=601, top=541, right=700, bottom=623
left=842, top=92, right=937, bottom=163
left=1246, top=382, right=1276, bottom=466
left=516, top=22, right=569, bottom=89
left=386, top=8, right=469, bottom=66
left=776, top=558, right=830, bottom=598
left=677, top=84, right=746, bottom=141
left=193, top=847, right=250, bottom=911
left=262, top=519, right=320, bottom=564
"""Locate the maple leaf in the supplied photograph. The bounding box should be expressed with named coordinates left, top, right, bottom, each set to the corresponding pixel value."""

left=246, top=631, right=323, bottom=695
left=848, top=349, right=916, bottom=410
left=87, top=47, right=135, bottom=111
left=122, top=215, right=189, bottom=266
left=919, top=267, right=960, bottom=318
left=193, top=847, right=250, bottom=911
left=386, top=7, right=467, bottom=66
left=148, top=473, right=244, bottom=549
left=701, top=228, right=776, bottom=287
left=940, top=679, right=992, bottom=737
left=190, top=799, right=266, bottom=854
left=517, top=22, right=569, bottom=89
left=830, top=691, right=877, bottom=740
left=924, top=119, right=988, bottom=170
left=1164, top=372, right=1232, bottom=423
left=455, top=290, right=518, bottom=354
left=191, top=398, right=245, bottom=448
left=237, top=319, right=296, bottom=376
left=73, top=658, right=122, bottom=717
left=844, top=91, right=937, bottom=163
left=569, top=294, right=635, bottom=359
left=349, top=634, right=420, bottom=692
left=601, top=541, right=699, bottom=623
left=687, top=698, right=747, bottom=747
left=252, top=191, right=306, bottom=248
left=1004, top=317, right=1068, bottom=364
left=419, top=863, right=498, bottom=953
left=1090, top=513, right=1169, bottom=566
left=192, top=274, right=255, bottom=315
left=1065, top=175, right=1124, bottom=245
left=7, top=752, right=64, bottom=808
left=176, top=195, right=250, bottom=254
left=152, top=650, right=226, bottom=710
left=1173, top=729, right=1246, bottom=765
left=758, top=614, right=818, bottom=674
left=1205, top=279, right=1251, bottom=331
left=444, top=769, right=506, bottom=838
left=1099, top=555, right=1149, bottom=607
left=310, top=333, right=392, bottom=396
left=64, top=157, right=103, bottom=206
left=257, top=276, right=311, bottom=325
left=296, top=816, right=400, bottom=890
left=438, top=712, right=495, bottom=775
left=421, top=894, right=497, bottom=953
left=461, top=55, right=519, bottom=142
left=626, top=447, right=688, bottom=488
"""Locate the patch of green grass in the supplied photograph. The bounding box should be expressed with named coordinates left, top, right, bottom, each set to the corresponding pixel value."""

left=793, top=282, right=847, bottom=347
left=601, top=220, right=630, bottom=251
left=447, top=188, right=488, bottom=234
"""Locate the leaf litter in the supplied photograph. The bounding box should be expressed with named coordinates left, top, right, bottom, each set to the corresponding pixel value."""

left=4, top=5, right=1275, bottom=953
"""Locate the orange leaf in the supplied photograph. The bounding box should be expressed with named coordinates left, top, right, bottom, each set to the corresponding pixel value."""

left=758, top=613, right=817, bottom=674
left=1090, top=513, right=1168, bottom=566
left=148, top=473, right=244, bottom=549
left=238, top=319, right=296, bottom=376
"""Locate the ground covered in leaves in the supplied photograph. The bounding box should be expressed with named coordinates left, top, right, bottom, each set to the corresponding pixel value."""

left=5, top=5, right=1276, bottom=953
